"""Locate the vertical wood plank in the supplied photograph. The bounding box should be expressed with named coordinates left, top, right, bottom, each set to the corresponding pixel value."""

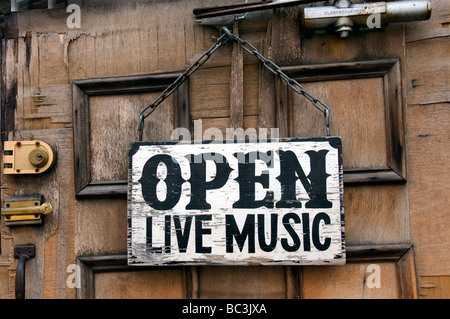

left=72, top=83, right=91, bottom=194
left=257, top=21, right=276, bottom=132
left=384, top=60, right=405, bottom=177
left=10, top=128, right=74, bottom=298
left=303, top=263, right=401, bottom=298
left=286, top=266, right=302, bottom=299
left=270, top=7, right=301, bottom=66
left=407, top=104, right=450, bottom=275
left=42, top=233, right=58, bottom=298
left=397, top=247, right=418, bottom=299
left=1, top=38, right=18, bottom=142
left=77, top=259, right=94, bottom=299
left=184, top=266, right=199, bottom=299
left=275, top=79, right=292, bottom=138
left=1, top=19, right=19, bottom=284
left=261, top=7, right=304, bottom=300
left=174, top=81, right=191, bottom=136
left=230, top=19, right=244, bottom=129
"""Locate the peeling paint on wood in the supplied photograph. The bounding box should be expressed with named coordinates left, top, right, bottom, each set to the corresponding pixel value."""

left=128, top=138, right=345, bottom=266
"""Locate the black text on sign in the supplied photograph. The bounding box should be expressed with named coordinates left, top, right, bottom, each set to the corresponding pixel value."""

left=128, top=138, right=345, bottom=265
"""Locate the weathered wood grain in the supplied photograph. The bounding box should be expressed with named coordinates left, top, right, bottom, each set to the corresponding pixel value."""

left=1, top=0, right=447, bottom=300
left=95, top=270, right=186, bottom=299
left=405, top=0, right=450, bottom=43
left=89, top=92, right=173, bottom=182
left=9, top=128, right=74, bottom=298
left=407, top=104, right=450, bottom=276
left=76, top=243, right=414, bottom=298
left=73, top=74, right=187, bottom=197
left=303, top=262, right=401, bottom=298
left=344, top=184, right=409, bottom=245
left=290, top=77, right=387, bottom=167
left=403, top=0, right=450, bottom=299
left=406, top=37, right=450, bottom=106
left=230, top=20, right=244, bottom=130
left=419, top=276, right=450, bottom=299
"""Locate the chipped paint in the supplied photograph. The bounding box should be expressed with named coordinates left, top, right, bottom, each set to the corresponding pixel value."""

left=128, top=138, right=345, bottom=266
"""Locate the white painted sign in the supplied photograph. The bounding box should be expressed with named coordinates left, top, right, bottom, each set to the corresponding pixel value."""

left=128, top=138, right=345, bottom=265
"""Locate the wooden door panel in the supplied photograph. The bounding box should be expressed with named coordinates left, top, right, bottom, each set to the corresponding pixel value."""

left=73, top=75, right=189, bottom=197
left=303, top=263, right=400, bottom=299
left=277, top=59, right=405, bottom=183
left=196, top=266, right=300, bottom=299
left=1, top=1, right=427, bottom=300
left=89, top=92, right=174, bottom=182
left=76, top=198, right=127, bottom=255
left=343, top=184, right=409, bottom=245
left=289, top=77, right=387, bottom=168
left=94, top=270, right=186, bottom=299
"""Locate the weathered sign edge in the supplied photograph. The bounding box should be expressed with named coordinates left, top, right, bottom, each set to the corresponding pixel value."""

left=127, top=137, right=345, bottom=266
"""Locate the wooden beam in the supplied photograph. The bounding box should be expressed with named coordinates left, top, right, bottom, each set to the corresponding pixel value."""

left=230, top=19, right=244, bottom=129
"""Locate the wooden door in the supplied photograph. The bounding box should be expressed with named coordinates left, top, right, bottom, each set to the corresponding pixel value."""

left=0, top=0, right=422, bottom=299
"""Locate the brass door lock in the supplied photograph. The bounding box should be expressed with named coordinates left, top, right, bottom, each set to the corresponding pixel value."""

left=3, top=140, right=56, bottom=174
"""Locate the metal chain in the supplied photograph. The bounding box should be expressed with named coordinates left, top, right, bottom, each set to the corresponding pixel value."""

left=221, top=26, right=330, bottom=136
left=138, top=26, right=331, bottom=141
left=138, top=32, right=229, bottom=141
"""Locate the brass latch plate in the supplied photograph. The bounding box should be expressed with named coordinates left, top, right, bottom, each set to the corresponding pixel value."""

left=1, top=195, right=52, bottom=226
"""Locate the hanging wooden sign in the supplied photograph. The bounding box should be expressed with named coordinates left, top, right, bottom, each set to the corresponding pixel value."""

left=128, top=138, right=345, bottom=265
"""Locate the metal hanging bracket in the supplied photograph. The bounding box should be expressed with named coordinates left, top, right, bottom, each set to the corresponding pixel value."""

left=138, top=26, right=331, bottom=141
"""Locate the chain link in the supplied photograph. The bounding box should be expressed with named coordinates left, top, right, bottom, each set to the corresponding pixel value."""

left=138, top=26, right=330, bottom=141
left=138, top=32, right=229, bottom=141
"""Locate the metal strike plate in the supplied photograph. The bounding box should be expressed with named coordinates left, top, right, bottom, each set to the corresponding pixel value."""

left=3, top=140, right=56, bottom=175
left=1, top=195, right=52, bottom=226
